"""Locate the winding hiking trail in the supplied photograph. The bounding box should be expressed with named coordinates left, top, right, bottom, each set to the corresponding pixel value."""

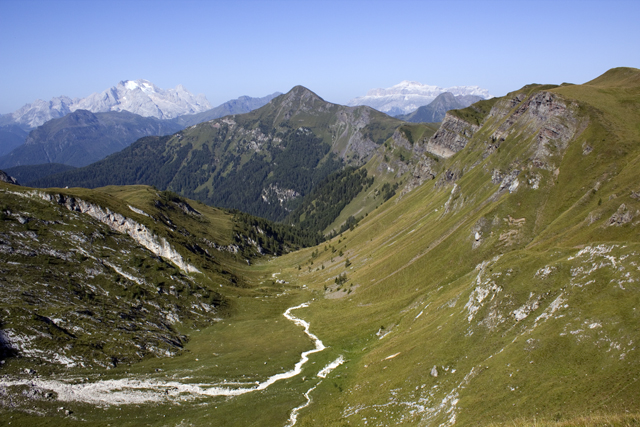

left=0, top=302, right=328, bottom=411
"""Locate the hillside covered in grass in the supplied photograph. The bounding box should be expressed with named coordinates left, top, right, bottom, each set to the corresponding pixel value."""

left=273, top=67, right=640, bottom=425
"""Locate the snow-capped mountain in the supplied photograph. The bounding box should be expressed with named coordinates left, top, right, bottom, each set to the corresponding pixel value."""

left=347, top=80, right=492, bottom=116
left=9, top=80, right=212, bottom=127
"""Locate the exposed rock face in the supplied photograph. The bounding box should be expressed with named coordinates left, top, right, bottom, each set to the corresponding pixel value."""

left=0, top=187, right=223, bottom=369
left=488, top=91, right=583, bottom=169
left=33, top=192, right=200, bottom=274
left=332, top=106, right=380, bottom=164
left=430, top=365, right=438, bottom=377
left=424, top=90, right=584, bottom=167
left=74, top=80, right=211, bottom=120
left=426, top=113, right=480, bottom=158
left=402, top=156, right=438, bottom=196
left=608, top=204, right=635, bottom=226
left=390, top=128, right=413, bottom=151
left=261, top=184, right=301, bottom=206
left=498, top=170, right=521, bottom=194
left=9, top=97, right=74, bottom=128
left=436, top=168, right=463, bottom=188
left=0, top=169, right=19, bottom=185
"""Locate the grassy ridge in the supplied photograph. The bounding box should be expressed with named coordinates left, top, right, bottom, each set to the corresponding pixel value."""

left=266, top=68, right=640, bottom=425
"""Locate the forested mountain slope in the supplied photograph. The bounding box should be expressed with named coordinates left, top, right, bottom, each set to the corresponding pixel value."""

left=0, top=110, right=184, bottom=168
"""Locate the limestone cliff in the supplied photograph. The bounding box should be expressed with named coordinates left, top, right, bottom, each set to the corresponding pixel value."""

left=424, top=90, right=584, bottom=166
left=425, top=113, right=480, bottom=158
left=29, top=191, right=200, bottom=274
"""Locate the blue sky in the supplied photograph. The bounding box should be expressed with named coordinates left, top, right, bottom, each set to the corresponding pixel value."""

left=1, top=0, right=639, bottom=113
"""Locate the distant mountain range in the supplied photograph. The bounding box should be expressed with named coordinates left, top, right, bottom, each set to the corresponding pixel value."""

left=397, top=92, right=485, bottom=123
left=0, top=124, right=29, bottom=156
left=348, top=80, right=492, bottom=115
left=170, top=92, right=281, bottom=128
left=29, top=86, right=406, bottom=222
left=6, top=79, right=212, bottom=128
left=0, top=86, right=280, bottom=171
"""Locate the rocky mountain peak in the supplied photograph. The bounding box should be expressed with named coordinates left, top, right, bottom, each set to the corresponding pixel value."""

left=284, top=85, right=326, bottom=104
left=270, top=86, right=330, bottom=123
left=9, top=80, right=213, bottom=127
left=120, top=79, right=158, bottom=93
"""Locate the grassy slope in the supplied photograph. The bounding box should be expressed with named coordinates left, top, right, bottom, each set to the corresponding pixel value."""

left=264, top=68, right=640, bottom=426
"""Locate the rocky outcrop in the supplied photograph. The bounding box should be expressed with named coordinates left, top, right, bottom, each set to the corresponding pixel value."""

left=424, top=90, right=584, bottom=167
left=33, top=192, right=200, bottom=274
left=261, top=184, right=301, bottom=206
left=0, top=188, right=224, bottom=369
left=608, top=204, right=635, bottom=226
left=488, top=91, right=584, bottom=169
left=498, top=170, right=521, bottom=194
left=333, top=107, right=379, bottom=165
left=0, top=169, right=19, bottom=185
left=390, top=128, right=413, bottom=151
left=425, top=113, right=479, bottom=158
left=402, top=156, right=438, bottom=196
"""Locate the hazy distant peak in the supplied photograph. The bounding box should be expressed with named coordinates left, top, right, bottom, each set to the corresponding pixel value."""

left=366, top=80, right=442, bottom=97
left=349, top=81, right=492, bottom=115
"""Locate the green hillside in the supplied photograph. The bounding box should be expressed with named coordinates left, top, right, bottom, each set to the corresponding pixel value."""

left=271, top=67, right=640, bottom=425
left=1, top=68, right=640, bottom=426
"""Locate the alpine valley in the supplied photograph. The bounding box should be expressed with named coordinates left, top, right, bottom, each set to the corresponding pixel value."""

left=1, top=67, right=640, bottom=427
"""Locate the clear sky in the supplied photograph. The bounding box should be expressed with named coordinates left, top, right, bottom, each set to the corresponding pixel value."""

left=1, top=0, right=639, bottom=114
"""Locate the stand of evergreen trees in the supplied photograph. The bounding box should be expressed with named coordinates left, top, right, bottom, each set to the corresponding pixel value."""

left=286, top=167, right=373, bottom=235
left=231, top=210, right=323, bottom=256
